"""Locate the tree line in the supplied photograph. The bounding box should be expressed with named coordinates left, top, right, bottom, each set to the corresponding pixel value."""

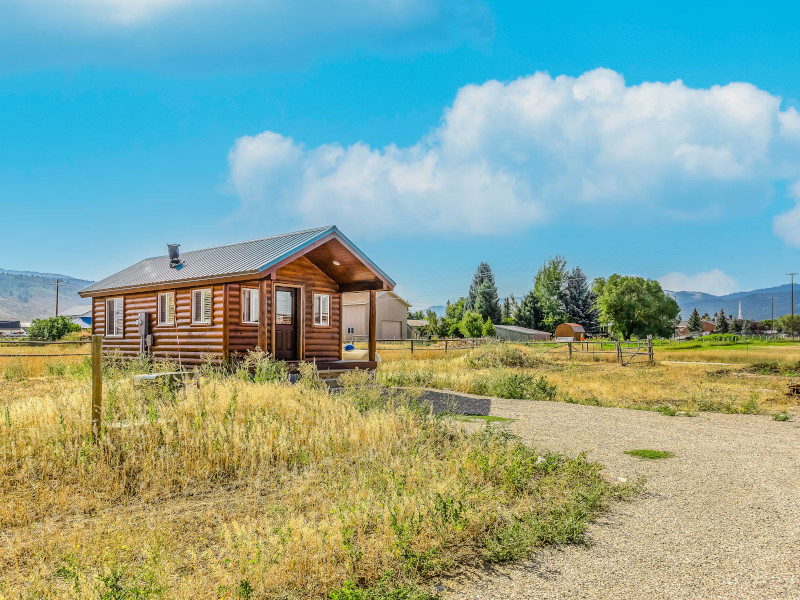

left=686, top=307, right=800, bottom=335
left=408, top=257, right=681, bottom=340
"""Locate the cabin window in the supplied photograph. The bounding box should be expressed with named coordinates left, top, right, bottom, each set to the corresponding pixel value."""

left=313, top=293, right=330, bottom=326
left=241, top=288, right=259, bottom=324
left=158, top=292, right=175, bottom=326
left=192, top=288, right=212, bottom=324
left=346, top=326, right=355, bottom=334
left=105, top=297, right=124, bottom=337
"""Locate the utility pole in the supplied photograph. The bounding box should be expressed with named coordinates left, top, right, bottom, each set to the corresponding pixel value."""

left=769, top=297, right=776, bottom=338
left=788, top=273, right=798, bottom=340
left=50, top=278, right=61, bottom=316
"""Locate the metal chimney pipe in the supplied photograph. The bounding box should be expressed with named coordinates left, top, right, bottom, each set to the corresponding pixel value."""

left=168, top=244, right=181, bottom=267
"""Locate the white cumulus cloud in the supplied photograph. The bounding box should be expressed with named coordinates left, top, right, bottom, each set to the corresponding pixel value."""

left=659, top=269, right=737, bottom=296
left=229, top=68, right=800, bottom=237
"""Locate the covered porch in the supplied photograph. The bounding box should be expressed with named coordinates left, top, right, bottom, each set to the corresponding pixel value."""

left=248, top=230, right=390, bottom=370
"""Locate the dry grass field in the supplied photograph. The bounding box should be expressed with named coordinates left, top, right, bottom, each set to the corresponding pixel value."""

left=377, top=342, right=800, bottom=416
left=0, top=354, right=633, bottom=600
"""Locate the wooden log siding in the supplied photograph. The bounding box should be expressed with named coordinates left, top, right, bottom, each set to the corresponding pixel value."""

left=275, top=256, right=341, bottom=362
left=91, top=255, right=347, bottom=365
left=226, top=280, right=270, bottom=357
left=92, top=286, right=226, bottom=365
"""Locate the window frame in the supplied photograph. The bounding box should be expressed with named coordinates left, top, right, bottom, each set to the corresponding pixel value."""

left=157, top=292, right=175, bottom=326
left=241, top=287, right=259, bottom=325
left=313, top=293, right=330, bottom=327
left=105, top=297, right=124, bottom=337
left=191, top=288, right=213, bottom=325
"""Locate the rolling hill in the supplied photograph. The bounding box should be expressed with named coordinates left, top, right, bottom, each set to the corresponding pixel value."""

left=0, top=269, right=94, bottom=322
left=668, top=284, right=799, bottom=322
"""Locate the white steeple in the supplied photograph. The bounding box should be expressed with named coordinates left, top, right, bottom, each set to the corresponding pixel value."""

left=738, top=301, right=742, bottom=320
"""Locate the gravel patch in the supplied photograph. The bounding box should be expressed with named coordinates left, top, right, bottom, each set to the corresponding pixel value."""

left=440, top=400, right=800, bottom=599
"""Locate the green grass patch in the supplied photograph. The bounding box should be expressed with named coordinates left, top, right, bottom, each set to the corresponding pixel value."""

left=772, top=411, right=791, bottom=422
left=450, top=414, right=515, bottom=424
left=624, top=449, right=675, bottom=460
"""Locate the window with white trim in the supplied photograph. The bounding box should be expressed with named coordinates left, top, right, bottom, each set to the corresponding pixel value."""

left=192, top=288, right=212, bottom=324
left=241, top=288, right=259, bottom=324
left=158, top=292, right=175, bottom=326
left=313, top=293, right=330, bottom=326
left=105, top=297, right=124, bottom=337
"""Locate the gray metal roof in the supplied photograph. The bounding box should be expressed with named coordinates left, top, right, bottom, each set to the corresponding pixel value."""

left=494, top=324, right=552, bottom=335
left=80, top=226, right=393, bottom=295
left=61, top=305, right=93, bottom=317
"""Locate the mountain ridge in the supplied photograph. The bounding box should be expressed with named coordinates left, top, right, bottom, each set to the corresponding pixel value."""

left=0, top=269, right=95, bottom=322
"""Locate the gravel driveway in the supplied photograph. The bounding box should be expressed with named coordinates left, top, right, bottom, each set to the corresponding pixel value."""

left=441, top=400, right=800, bottom=599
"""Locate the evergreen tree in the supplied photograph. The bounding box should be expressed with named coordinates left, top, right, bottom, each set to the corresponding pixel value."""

left=465, top=262, right=497, bottom=312
left=716, top=308, right=729, bottom=333
left=514, top=290, right=539, bottom=329
left=501, top=294, right=519, bottom=324
left=687, top=308, right=702, bottom=332
left=533, top=255, right=568, bottom=332
left=501, top=297, right=512, bottom=323
left=473, top=280, right=502, bottom=324
left=562, top=266, right=598, bottom=332
left=732, top=319, right=743, bottom=333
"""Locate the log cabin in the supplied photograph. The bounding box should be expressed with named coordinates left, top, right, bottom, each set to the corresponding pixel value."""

left=78, top=226, right=394, bottom=369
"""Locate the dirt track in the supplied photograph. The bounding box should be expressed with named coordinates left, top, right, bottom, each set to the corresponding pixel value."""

left=441, top=400, right=800, bottom=599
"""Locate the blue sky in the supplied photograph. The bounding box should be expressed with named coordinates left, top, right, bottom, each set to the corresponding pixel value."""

left=2, top=0, right=800, bottom=309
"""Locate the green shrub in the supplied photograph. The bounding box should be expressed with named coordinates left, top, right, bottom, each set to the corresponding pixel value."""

left=471, top=370, right=557, bottom=401
left=464, top=344, right=544, bottom=369
left=27, top=316, right=81, bottom=341
left=329, top=580, right=436, bottom=600
left=240, top=349, right=288, bottom=383
left=772, top=411, right=791, bottom=422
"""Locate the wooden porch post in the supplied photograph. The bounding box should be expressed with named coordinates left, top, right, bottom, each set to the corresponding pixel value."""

left=368, top=289, right=377, bottom=363
left=258, top=277, right=269, bottom=352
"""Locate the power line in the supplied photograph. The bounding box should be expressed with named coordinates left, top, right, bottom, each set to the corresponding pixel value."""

left=788, top=273, right=798, bottom=339
left=50, top=278, right=61, bottom=316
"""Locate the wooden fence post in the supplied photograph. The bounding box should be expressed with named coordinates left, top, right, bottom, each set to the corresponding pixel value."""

left=410, top=339, right=414, bottom=354
left=444, top=340, right=448, bottom=353
left=91, top=334, right=102, bottom=440
left=616, top=341, right=622, bottom=365
left=648, top=334, right=654, bottom=363
left=568, top=341, right=573, bottom=358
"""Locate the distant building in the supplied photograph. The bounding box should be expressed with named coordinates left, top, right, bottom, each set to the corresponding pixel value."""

left=554, top=323, right=586, bottom=341
left=494, top=324, right=551, bottom=342
left=342, top=290, right=411, bottom=340
left=0, top=320, right=23, bottom=336
left=61, top=305, right=93, bottom=330
left=407, top=319, right=428, bottom=338
left=676, top=319, right=716, bottom=337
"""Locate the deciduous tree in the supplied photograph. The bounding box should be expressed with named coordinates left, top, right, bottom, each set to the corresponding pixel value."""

left=593, top=275, right=680, bottom=340
left=459, top=311, right=485, bottom=338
